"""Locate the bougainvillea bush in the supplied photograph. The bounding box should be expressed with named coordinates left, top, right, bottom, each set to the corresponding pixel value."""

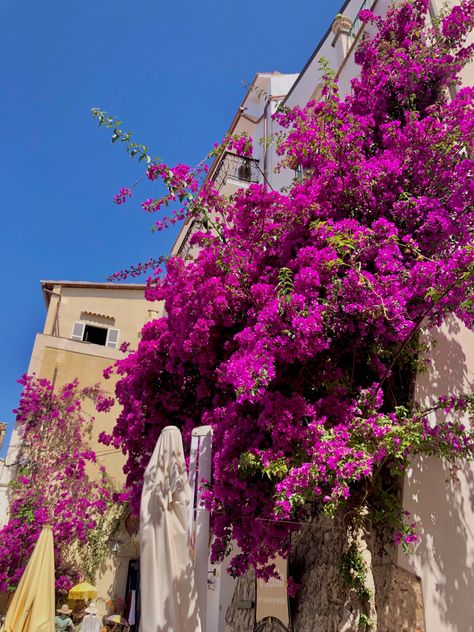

left=0, top=376, right=122, bottom=592
left=98, top=0, right=474, bottom=597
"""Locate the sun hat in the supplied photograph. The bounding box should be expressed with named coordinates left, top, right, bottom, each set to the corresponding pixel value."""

left=57, top=605, right=73, bottom=615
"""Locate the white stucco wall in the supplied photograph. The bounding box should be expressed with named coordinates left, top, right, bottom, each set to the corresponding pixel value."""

left=399, top=321, right=474, bottom=632
left=171, top=72, right=298, bottom=258
left=267, top=0, right=391, bottom=191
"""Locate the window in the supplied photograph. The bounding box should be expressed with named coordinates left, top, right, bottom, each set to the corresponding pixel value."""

left=71, top=321, right=120, bottom=349
left=237, top=160, right=252, bottom=182
left=83, top=324, right=107, bottom=346
left=294, top=164, right=306, bottom=181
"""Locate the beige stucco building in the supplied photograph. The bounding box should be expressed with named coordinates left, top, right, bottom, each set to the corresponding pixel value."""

left=32, top=280, right=153, bottom=482
left=0, top=280, right=158, bottom=615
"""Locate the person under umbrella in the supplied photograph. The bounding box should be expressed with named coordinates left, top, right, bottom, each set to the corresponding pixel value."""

left=140, top=426, right=201, bottom=632
left=104, top=614, right=129, bottom=631
left=55, top=605, right=74, bottom=632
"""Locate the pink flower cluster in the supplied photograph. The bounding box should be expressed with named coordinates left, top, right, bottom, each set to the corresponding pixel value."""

left=102, top=1, right=474, bottom=579
left=223, top=132, right=254, bottom=158
left=113, top=187, right=132, bottom=205
left=0, top=376, right=120, bottom=593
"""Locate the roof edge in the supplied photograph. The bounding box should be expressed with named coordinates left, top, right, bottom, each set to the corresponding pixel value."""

left=283, top=0, right=351, bottom=104
left=40, top=280, right=147, bottom=290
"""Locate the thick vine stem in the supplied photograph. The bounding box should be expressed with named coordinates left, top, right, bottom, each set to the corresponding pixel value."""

left=341, top=507, right=377, bottom=631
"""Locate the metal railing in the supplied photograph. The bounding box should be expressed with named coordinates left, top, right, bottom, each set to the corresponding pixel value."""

left=176, top=219, right=204, bottom=259
left=347, top=0, right=372, bottom=44
left=213, top=152, right=260, bottom=190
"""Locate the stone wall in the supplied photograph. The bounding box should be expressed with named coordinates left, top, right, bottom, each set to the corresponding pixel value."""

left=225, top=516, right=425, bottom=632
left=226, top=567, right=256, bottom=631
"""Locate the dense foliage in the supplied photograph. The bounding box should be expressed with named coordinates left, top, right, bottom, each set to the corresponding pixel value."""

left=0, top=376, right=122, bottom=592
left=98, top=0, right=474, bottom=582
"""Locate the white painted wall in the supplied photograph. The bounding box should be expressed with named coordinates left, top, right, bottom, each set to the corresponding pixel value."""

left=171, top=72, right=298, bottom=258
left=267, top=0, right=388, bottom=191
left=399, top=320, right=474, bottom=632
left=0, top=427, right=21, bottom=528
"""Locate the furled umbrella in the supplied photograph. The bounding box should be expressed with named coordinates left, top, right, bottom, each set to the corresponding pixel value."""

left=140, top=426, right=202, bottom=632
left=1, top=525, right=55, bottom=632
left=68, top=581, right=98, bottom=601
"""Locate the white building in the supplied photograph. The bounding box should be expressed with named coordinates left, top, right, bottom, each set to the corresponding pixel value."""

left=171, top=71, right=298, bottom=259
left=173, top=1, right=474, bottom=630
left=278, top=2, right=474, bottom=631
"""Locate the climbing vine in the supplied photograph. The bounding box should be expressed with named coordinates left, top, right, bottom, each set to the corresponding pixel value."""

left=0, top=375, right=124, bottom=593
left=95, top=0, right=474, bottom=610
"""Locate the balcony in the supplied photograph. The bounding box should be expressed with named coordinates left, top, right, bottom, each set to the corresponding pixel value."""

left=347, top=0, right=374, bottom=45
left=213, top=152, right=260, bottom=190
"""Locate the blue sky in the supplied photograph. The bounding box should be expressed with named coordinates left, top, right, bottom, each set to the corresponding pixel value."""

left=0, top=0, right=337, bottom=448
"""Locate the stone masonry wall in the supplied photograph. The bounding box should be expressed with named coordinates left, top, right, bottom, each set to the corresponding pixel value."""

left=225, top=516, right=425, bottom=632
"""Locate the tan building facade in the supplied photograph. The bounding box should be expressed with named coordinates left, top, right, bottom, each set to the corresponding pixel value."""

left=0, top=280, right=157, bottom=614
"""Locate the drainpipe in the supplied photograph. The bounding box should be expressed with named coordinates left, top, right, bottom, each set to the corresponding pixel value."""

left=43, top=288, right=61, bottom=336
left=239, top=94, right=280, bottom=188
left=263, top=96, right=282, bottom=185
left=263, top=99, right=269, bottom=182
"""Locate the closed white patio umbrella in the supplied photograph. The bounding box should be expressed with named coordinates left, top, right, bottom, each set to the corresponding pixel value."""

left=139, top=426, right=202, bottom=632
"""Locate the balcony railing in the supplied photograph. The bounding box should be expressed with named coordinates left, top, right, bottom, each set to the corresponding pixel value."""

left=213, top=152, right=260, bottom=190
left=176, top=219, right=204, bottom=259
left=347, top=0, right=372, bottom=44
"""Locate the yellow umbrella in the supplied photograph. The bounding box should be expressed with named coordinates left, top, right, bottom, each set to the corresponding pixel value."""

left=2, top=525, right=55, bottom=632
left=105, top=615, right=129, bottom=627
left=68, top=581, right=98, bottom=600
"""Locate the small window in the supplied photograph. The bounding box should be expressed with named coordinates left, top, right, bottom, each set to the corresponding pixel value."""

left=294, top=164, right=305, bottom=181
left=83, top=324, right=108, bottom=346
left=71, top=321, right=120, bottom=348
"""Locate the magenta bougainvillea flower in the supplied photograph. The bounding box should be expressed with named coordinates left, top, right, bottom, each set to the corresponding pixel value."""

left=0, top=376, right=122, bottom=592
left=97, top=0, right=474, bottom=579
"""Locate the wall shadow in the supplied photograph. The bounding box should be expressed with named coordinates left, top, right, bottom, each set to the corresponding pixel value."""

left=402, top=457, right=474, bottom=632
left=401, top=318, right=474, bottom=631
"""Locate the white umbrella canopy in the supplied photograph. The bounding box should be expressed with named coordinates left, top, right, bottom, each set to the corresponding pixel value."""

left=139, top=426, right=202, bottom=632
